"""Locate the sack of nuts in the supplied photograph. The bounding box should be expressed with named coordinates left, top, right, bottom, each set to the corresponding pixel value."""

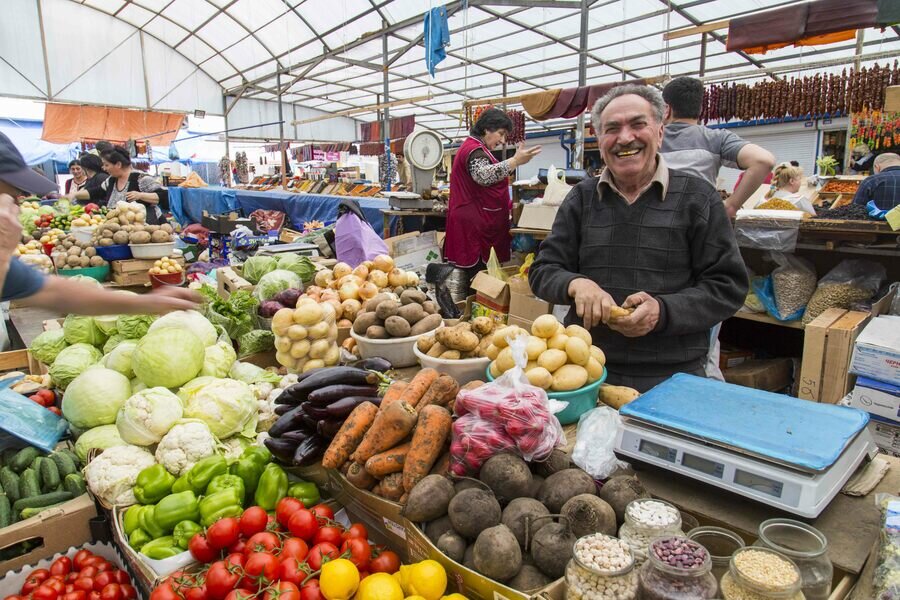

left=802, top=259, right=886, bottom=324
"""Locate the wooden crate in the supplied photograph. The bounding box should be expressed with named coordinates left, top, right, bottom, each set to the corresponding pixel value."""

left=0, top=348, right=45, bottom=375
left=111, top=256, right=184, bottom=274
left=216, top=266, right=253, bottom=299
left=798, top=308, right=871, bottom=403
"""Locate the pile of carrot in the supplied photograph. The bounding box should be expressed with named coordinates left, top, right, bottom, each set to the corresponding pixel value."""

left=321, top=368, right=465, bottom=502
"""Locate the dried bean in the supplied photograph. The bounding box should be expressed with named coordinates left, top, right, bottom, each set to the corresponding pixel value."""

left=802, top=283, right=873, bottom=324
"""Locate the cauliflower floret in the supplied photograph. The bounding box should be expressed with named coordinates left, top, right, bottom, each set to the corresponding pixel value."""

left=115, top=387, right=183, bottom=446
left=84, top=445, right=155, bottom=506
left=155, top=421, right=217, bottom=475
left=279, top=374, right=299, bottom=389
left=220, top=436, right=250, bottom=463
left=256, top=431, right=271, bottom=448
left=257, top=397, right=278, bottom=433
left=250, top=382, right=274, bottom=401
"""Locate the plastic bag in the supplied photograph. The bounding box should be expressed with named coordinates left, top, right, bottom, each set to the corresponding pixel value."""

left=0, top=377, right=68, bottom=452
left=770, top=253, right=816, bottom=320
left=742, top=276, right=766, bottom=314
left=450, top=335, right=565, bottom=475
left=872, top=493, right=900, bottom=599
left=334, top=212, right=388, bottom=267
left=734, top=222, right=799, bottom=252
left=541, top=165, right=572, bottom=207
left=486, top=247, right=507, bottom=282
left=802, top=259, right=886, bottom=324
left=571, top=406, right=629, bottom=479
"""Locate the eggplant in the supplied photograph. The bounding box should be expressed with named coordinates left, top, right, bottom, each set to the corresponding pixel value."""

left=306, top=384, right=379, bottom=407
left=274, top=403, right=294, bottom=416
left=268, top=405, right=309, bottom=438
left=351, top=357, right=393, bottom=372
left=293, top=436, right=327, bottom=466
left=301, top=402, right=332, bottom=420
left=325, top=396, right=382, bottom=419
left=280, top=430, right=312, bottom=443
left=264, top=437, right=300, bottom=464
left=281, top=367, right=380, bottom=403
left=316, top=419, right=344, bottom=439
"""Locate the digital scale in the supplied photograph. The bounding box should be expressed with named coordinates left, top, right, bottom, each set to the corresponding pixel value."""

left=614, top=374, right=878, bottom=518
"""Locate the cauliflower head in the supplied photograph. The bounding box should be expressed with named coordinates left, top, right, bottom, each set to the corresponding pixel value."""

left=155, top=420, right=217, bottom=475
left=84, top=445, right=155, bottom=506
left=116, top=387, right=183, bottom=446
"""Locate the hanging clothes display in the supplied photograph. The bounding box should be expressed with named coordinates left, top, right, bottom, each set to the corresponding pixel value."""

left=424, top=6, right=450, bottom=77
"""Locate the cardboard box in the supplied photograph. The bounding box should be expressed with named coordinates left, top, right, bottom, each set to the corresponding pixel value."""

left=850, top=315, right=900, bottom=386
left=1, top=542, right=129, bottom=597
left=724, top=358, right=793, bottom=392
left=507, top=275, right=552, bottom=322
left=798, top=308, right=849, bottom=402
left=201, top=211, right=253, bottom=234
left=506, top=314, right=534, bottom=331
left=867, top=414, right=900, bottom=457
left=848, top=377, right=900, bottom=424
left=0, top=494, right=98, bottom=573
left=517, top=204, right=559, bottom=230
left=394, top=246, right=442, bottom=274
left=471, top=266, right=518, bottom=315
left=820, top=310, right=871, bottom=404
left=719, top=347, right=755, bottom=371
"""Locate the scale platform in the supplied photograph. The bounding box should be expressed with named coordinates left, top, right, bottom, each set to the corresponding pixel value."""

left=615, top=374, right=878, bottom=518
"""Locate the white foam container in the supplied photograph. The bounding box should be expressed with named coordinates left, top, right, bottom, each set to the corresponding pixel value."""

left=129, top=241, right=176, bottom=259
left=351, top=323, right=443, bottom=368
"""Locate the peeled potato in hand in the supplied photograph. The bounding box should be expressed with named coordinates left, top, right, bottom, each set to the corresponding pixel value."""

left=609, top=306, right=635, bottom=320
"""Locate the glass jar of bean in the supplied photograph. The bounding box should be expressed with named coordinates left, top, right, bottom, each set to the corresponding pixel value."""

left=637, top=536, right=718, bottom=599
left=720, top=547, right=805, bottom=600
left=618, top=499, right=684, bottom=563
left=565, top=533, right=638, bottom=600
left=753, top=519, right=832, bottom=600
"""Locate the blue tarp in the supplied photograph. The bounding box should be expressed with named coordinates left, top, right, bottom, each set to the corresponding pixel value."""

left=169, top=186, right=393, bottom=237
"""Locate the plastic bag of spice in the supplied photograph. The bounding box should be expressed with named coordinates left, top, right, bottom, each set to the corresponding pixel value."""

left=770, top=253, right=816, bottom=320
left=801, top=260, right=886, bottom=324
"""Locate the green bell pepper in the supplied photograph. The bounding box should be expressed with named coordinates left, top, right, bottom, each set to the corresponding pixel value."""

left=139, top=505, right=167, bottom=539
left=123, top=504, right=144, bottom=536
left=173, top=520, right=203, bottom=550
left=207, top=474, right=246, bottom=502
left=242, top=446, right=271, bottom=465
left=134, top=464, right=176, bottom=505
left=230, top=455, right=264, bottom=497
left=153, top=491, right=200, bottom=533
left=254, top=463, right=288, bottom=511
left=129, top=528, right=152, bottom=551
left=185, top=455, right=228, bottom=494
left=140, top=536, right=181, bottom=560
left=199, top=487, right=243, bottom=527
left=171, top=473, right=191, bottom=494
left=287, top=481, right=320, bottom=508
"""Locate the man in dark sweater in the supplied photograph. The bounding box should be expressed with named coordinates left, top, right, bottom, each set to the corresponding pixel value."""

left=530, top=85, right=748, bottom=392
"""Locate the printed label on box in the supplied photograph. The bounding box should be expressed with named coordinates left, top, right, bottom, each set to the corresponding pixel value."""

left=383, top=517, right=407, bottom=540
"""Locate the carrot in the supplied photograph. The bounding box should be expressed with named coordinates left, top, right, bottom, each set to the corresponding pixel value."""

left=322, top=401, right=379, bottom=469
left=379, top=380, right=409, bottom=411
left=365, top=442, right=412, bottom=478
left=415, top=374, right=460, bottom=412
left=396, top=368, right=439, bottom=409
left=345, top=461, right=377, bottom=490
left=351, top=401, right=418, bottom=464
left=429, top=451, right=451, bottom=477
left=403, top=405, right=453, bottom=492
left=379, top=472, right=405, bottom=501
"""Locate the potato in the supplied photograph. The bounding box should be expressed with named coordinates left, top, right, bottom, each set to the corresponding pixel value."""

left=599, top=384, right=640, bottom=409
left=150, top=230, right=170, bottom=243
left=384, top=316, right=412, bottom=338
left=290, top=339, right=311, bottom=359
left=363, top=293, right=391, bottom=312
left=402, top=475, right=455, bottom=522
left=307, top=321, right=330, bottom=340
left=485, top=344, right=500, bottom=360
left=565, top=337, right=590, bottom=366
left=525, top=367, right=552, bottom=390
left=308, top=338, right=331, bottom=359
left=272, top=308, right=295, bottom=336
left=352, top=312, right=379, bottom=335
left=66, top=255, right=81, bottom=267
left=489, top=361, right=502, bottom=379
left=492, top=325, right=523, bottom=349
left=537, top=348, right=567, bottom=373
left=112, top=230, right=130, bottom=245
left=525, top=360, right=538, bottom=371
left=437, top=327, right=478, bottom=352
left=496, top=347, right=516, bottom=373
left=79, top=256, right=90, bottom=267
left=474, top=335, right=493, bottom=358
left=397, top=303, right=426, bottom=325
left=473, top=525, right=521, bottom=582
left=422, top=300, right=437, bottom=314
left=275, top=336, right=292, bottom=353
left=531, top=314, right=559, bottom=339
left=98, top=238, right=113, bottom=247
left=547, top=333, right=569, bottom=351
left=366, top=325, right=388, bottom=339
left=89, top=255, right=105, bottom=267
left=439, top=350, right=461, bottom=360
left=417, top=336, right=436, bottom=353
left=130, top=231, right=151, bottom=244
left=551, top=364, right=588, bottom=391
left=275, top=351, right=296, bottom=370
left=426, top=342, right=448, bottom=358
left=400, top=289, right=427, bottom=305
left=302, top=359, right=325, bottom=373
left=84, top=246, right=96, bottom=257
left=590, top=345, right=606, bottom=365
left=471, top=316, right=494, bottom=336
left=565, top=324, right=592, bottom=346
left=410, top=313, right=442, bottom=336
left=525, top=336, right=547, bottom=361
left=586, top=357, right=604, bottom=383
left=375, top=300, right=400, bottom=321
left=287, top=324, right=308, bottom=341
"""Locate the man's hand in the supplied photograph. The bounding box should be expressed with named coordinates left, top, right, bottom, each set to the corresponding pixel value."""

left=609, top=291, right=660, bottom=337
left=568, top=278, right=616, bottom=330
left=145, top=286, right=202, bottom=313
left=0, top=194, right=22, bottom=256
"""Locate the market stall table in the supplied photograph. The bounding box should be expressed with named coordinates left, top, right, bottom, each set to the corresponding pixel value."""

left=380, top=209, right=446, bottom=238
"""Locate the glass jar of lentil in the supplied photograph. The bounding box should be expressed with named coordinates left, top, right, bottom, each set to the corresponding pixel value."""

left=618, top=499, right=684, bottom=564
left=753, top=519, right=832, bottom=600
left=637, top=536, right=718, bottom=599
left=720, top=547, right=805, bottom=600
left=565, top=534, right=638, bottom=600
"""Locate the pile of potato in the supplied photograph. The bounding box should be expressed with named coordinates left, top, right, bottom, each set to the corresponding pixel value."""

left=149, top=257, right=184, bottom=275
left=487, top=314, right=605, bottom=392
left=92, top=201, right=174, bottom=246
left=352, top=290, right=442, bottom=340
left=272, top=298, right=341, bottom=373
left=312, top=254, right=420, bottom=309
left=51, top=234, right=107, bottom=270
left=416, top=317, right=496, bottom=360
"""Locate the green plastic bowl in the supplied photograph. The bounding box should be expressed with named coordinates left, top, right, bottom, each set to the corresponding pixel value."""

left=57, top=264, right=110, bottom=282
left=486, top=364, right=606, bottom=425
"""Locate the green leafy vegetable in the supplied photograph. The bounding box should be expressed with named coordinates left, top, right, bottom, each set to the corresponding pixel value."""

left=199, top=284, right=259, bottom=341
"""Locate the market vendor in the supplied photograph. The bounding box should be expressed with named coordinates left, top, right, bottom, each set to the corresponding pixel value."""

left=849, top=143, right=876, bottom=174
left=852, top=153, right=900, bottom=210
left=445, top=108, right=541, bottom=287
left=73, top=153, right=108, bottom=200
left=529, top=85, right=748, bottom=392
left=69, top=145, right=167, bottom=224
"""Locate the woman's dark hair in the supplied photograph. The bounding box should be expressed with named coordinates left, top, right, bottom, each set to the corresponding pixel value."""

left=79, top=153, right=103, bottom=173
left=94, top=140, right=114, bottom=154
left=471, top=108, right=513, bottom=137
left=68, top=159, right=81, bottom=169
left=101, top=145, right=132, bottom=168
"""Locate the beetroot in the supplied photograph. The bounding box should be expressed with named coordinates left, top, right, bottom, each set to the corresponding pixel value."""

left=259, top=300, right=286, bottom=317
left=274, top=288, right=302, bottom=308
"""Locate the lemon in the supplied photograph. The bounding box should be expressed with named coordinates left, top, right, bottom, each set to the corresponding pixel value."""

left=394, top=565, right=412, bottom=594
left=441, top=596, right=470, bottom=600
left=406, top=597, right=428, bottom=600
left=355, top=573, right=404, bottom=600
left=319, top=558, right=360, bottom=600
left=407, top=560, right=447, bottom=600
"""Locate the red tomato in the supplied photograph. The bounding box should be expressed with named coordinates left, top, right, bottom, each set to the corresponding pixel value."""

left=183, top=584, right=208, bottom=600
left=279, top=538, right=309, bottom=563
left=287, top=510, right=318, bottom=542
left=228, top=539, right=246, bottom=555
left=149, top=583, right=180, bottom=600
left=120, top=586, right=137, bottom=600
left=62, top=593, right=87, bottom=600
left=4, top=595, right=25, bottom=600
left=78, top=567, right=98, bottom=579
left=340, top=538, right=371, bottom=570
left=73, top=551, right=94, bottom=571
left=299, top=580, right=324, bottom=600
left=81, top=558, right=105, bottom=569
left=205, top=561, right=241, bottom=600
left=90, top=592, right=101, bottom=600
left=73, top=579, right=94, bottom=593
left=110, top=572, right=129, bottom=586
left=188, top=534, right=218, bottom=563
left=275, top=497, right=303, bottom=527
left=95, top=563, right=113, bottom=574
left=92, top=572, right=113, bottom=592
left=65, top=585, right=75, bottom=594
left=47, top=406, right=62, bottom=416
left=99, top=584, right=122, bottom=600
left=239, top=507, right=268, bottom=538
left=342, top=523, right=368, bottom=541
left=244, top=532, right=280, bottom=555
left=44, top=580, right=65, bottom=595
left=264, top=582, right=299, bottom=600
left=277, top=558, right=304, bottom=587
left=369, top=549, right=400, bottom=574
left=22, top=574, right=48, bottom=594
left=244, top=552, right=279, bottom=584
left=223, top=591, right=256, bottom=600
left=224, top=554, right=249, bottom=590
left=207, top=518, right=240, bottom=550
left=65, top=574, right=79, bottom=583
left=309, top=505, right=334, bottom=523
left=306, top=543, right=338, bottom=571
left=50, top=557, right=72, bottom=577
left=313, top=526, right=343, bottom=547
left=32, top=585, right=60, bottom=600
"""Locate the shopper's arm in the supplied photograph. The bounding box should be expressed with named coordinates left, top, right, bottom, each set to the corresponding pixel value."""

left=27, top=278, right=200, bottom=316
left=0, top=195, right=21, bottom=294
left=725, top=143, right=775, bottom=217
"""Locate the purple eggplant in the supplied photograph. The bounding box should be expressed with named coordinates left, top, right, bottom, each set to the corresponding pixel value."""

left=269, top=405, right=308, bottom=438
left=326, top=395, right=383, bottom=419
left=275, top=403, right=293, bottom=416
left=293, top=436, right=327, bottom=466
left=306, top=384, right=379, bottom=407
left=301, top=402, right=332, bottom=420
left=265, top=437, right=300, bottom=464
left=280, top=429, right=312, bottom=443
left=316, top=419, right=344, bottom=439
left=351, top=357, right=392, bottom=372
left=280, top=367, right=380, bottom=404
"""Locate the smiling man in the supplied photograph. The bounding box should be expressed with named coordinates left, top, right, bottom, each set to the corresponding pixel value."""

left=529, top=84, right=748, bottom=392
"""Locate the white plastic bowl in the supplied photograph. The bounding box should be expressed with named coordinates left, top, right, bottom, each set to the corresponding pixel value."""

left=351, top=324, right=443, bottom=368
left=129, top=241, right=175, bottom=259
left=70, top=226, right=96, bottom=244
left=413, top=344, right=490, bottom=385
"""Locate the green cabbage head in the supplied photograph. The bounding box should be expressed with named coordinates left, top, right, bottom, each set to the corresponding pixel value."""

left=149, top=310, right=217, bottom=347
left=241, top=256, right=278, bottom=284
left=103, top=335, right=124, bottom=354
left=63, top=315, right=108, bottom=347
left=62, top=367, right=132, bottom=429
left=253, top=269, right=301, bottom=302
left=49, top=343, right=103, bottom=389
left=116, top=314, right=156, bottom=339
left=103, top=340, right=138, bottom=379
left=200, top=341, right=237, bottom=378
left=177, top=376, right=219, bottom=405
left=30, top=329, right=68, bottom=365
left=116, top=387, right=183, bottom=445
left=130, top=377, right=147, bottom=394
left=74, top=424, right=128, bottom=462
left=182, top=378, right=258, bottom=438
left=93, top=314, right=119, bottom=336
left=133, top=327, right=205, bottom=389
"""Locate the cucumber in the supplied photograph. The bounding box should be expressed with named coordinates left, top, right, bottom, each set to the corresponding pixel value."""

left=58, top=449, right=80, bottom=468
left=1, top=448, right=17, bottom=467
left=50, top=452, right=77, bottom=477
left=13, top=491, right=73, bottom=513
left=10, top=448, right=40, bottom=473
left=40, top=460, right=60, bottom=492
left=0, top=468, right=19, bottom=503
left=18, top=469, right=40, bottom=499
left=20, top=502, right=67, bottom=520
left=63, top=474, right=86, bottom=497
left=30, top=457, right=45, bottom=483
left=0, top=493, right=10, bottom=528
